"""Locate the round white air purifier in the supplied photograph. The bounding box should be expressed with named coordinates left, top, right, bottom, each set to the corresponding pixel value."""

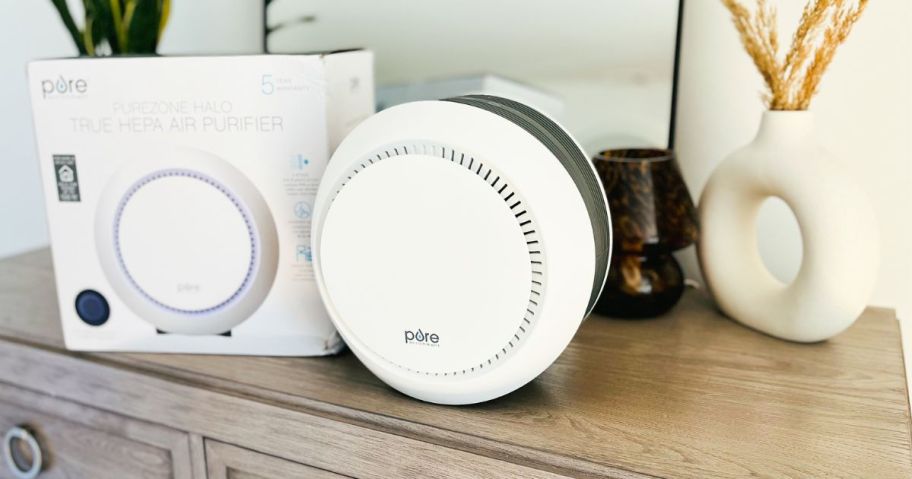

left=95, top=147, right=279, bottom=335
left=312, top=95, right=612, bottom=404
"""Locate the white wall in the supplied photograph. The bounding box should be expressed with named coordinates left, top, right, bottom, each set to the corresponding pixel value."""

left=0, top=1, right=74, bottom=256
left=158, top=0, right=262, bottom=54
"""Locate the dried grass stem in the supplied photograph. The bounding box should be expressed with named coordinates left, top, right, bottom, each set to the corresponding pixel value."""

left=721, top=0, right=868, bottom=110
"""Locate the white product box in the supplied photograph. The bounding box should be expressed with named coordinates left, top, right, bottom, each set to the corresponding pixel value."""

left=28, top=52, right=374, bottom=355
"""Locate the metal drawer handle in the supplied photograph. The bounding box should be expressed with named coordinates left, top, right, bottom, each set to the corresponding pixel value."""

left=3, top=426, right=43, bottom=479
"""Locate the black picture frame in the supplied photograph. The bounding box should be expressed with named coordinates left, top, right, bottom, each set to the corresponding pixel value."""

left=668, top=0, right=685, bottom=150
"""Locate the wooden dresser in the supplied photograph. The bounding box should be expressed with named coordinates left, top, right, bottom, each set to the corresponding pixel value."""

left=0, top=249, right=909, bottom=478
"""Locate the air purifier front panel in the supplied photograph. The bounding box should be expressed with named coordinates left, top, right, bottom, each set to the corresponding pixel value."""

left=94, top=149, right=278, bottom=336
left=313, top=96, right=611, bottom=404
left=116, top=171, right=255, bottom=314
left=320, top=153, right=537, bottom=375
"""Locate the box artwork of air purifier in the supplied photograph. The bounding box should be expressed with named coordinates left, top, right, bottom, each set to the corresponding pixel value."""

left=28, top=52, right=374, bottom=355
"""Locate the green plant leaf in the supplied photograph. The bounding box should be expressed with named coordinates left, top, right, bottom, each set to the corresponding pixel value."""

left=122, top=0, right=136, bottom=51
left=91, top=0, right=120, bottom=53
left=51, top=0, right=164, bottom=55
left=49, top=0, right=88, bottom=55
left=122, top=0, right=161, bottom=53
left=84, top=0, right=115, bottom=54
left=109, top=0, right=126, bottom=52
left=157, top=0, right=170, bottom=42
left=82, top=16, right=95, bottom=55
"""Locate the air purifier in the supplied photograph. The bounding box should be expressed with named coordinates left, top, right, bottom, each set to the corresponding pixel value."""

left=312, top=95, right=611, bottom=403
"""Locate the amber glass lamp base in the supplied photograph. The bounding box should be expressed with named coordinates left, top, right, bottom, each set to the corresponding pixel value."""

left=593, top=252, right=685, bottom=319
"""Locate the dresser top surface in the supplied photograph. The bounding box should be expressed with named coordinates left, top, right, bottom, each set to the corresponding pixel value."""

left=1, top=248, right=909, bottom=478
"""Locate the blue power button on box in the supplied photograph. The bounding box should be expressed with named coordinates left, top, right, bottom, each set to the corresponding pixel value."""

left=75, top=290, right=110, bottom=326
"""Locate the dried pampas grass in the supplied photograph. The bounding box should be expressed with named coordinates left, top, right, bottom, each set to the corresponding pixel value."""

left=721, top=0, right=868, bottom=110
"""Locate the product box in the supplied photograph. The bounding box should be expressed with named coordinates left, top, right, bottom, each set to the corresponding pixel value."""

left=28, top=52, right=374, bottom=355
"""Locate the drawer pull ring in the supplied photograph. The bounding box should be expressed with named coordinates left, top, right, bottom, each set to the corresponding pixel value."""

left=3, top=426, right=43, bottom=479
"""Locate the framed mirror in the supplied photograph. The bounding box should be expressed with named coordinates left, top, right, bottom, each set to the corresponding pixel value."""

left=266, top=1, right=682, bottom=156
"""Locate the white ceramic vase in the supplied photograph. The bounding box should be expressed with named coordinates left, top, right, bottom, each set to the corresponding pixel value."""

left=698, top=111, right=879, bottom=342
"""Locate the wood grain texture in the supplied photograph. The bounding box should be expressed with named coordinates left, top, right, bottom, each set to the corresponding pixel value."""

left=189, top=433, right=208, bottom=479
left=0, top=248, right=910, bottom=478
left=0, top=383, right=192, bottom=479
left=0, top=341, right=569, bottom=479
left=206, top=440, right=351, bottom=479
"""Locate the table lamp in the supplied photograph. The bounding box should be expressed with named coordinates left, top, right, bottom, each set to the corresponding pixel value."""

left=592, top=148, right=698, bottom=318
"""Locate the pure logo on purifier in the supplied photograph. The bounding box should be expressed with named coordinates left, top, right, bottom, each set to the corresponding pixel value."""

left=404, top=329, right=440, bottom=346
left=41, top=75, right=88, bottom=99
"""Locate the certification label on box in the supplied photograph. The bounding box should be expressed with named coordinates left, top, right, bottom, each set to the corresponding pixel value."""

left=53, top=154, right=80, bottom=202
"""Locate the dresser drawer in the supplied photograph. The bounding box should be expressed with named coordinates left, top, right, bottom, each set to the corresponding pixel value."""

left=0, top=385, right=194, bottom=479
left=206, top=440, right=348, bottom=479
left=201, top=405, right=568, bottom=479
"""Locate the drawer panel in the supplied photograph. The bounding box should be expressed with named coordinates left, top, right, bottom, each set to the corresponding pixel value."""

left=204, top=410, right=570, bottom=479
left=0, top=385, right=193, bottom=479
left=206, top=440, right=348, bottom=479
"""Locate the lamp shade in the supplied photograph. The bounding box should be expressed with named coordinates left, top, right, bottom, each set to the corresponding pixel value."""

left=592, top=149, right=697, bottom=253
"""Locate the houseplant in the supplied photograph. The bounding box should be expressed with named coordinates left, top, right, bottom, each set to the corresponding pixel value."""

left=698, top=0, right=879, bottom=342
left=50, top=0, right=171, bottom=55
